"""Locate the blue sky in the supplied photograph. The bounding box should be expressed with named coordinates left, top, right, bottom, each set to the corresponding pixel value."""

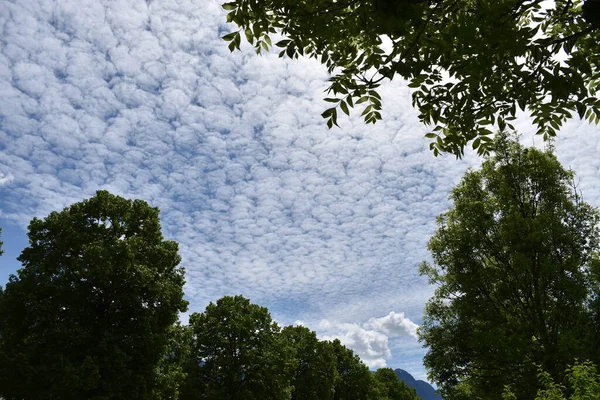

left=1, top=0, right=600, bottom=382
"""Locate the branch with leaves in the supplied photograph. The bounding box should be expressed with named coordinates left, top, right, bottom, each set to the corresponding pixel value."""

left=222, top=0, right=600, bottom=157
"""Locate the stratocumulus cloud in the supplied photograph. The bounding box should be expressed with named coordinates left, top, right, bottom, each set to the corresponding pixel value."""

left=1, top=0, right=600, bottom=382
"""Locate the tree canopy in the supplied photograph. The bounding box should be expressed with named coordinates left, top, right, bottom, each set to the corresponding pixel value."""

left=181, top=295, right=296, bottom=400
left=418, top=134, right=600, bottom=399
left=331, top=338, right=380, bottom=400
left=222, top=0, right=600, bottom=156
left=0, top=190, right=188, bottom=400
left=373, top=368, right=420, bottom=400
left=282, top=325, right=338, bottom=400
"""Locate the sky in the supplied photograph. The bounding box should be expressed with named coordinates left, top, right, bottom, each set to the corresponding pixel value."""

left=1, top=0, right=600, bottom=382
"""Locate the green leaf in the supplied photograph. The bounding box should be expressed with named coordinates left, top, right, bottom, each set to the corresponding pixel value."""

left=245, top=28, right=254, bottom=44
left=340, top=100, right=349, bottom=116
left=222, top=2, right=237, bottom=11
left=275, top=40, right=291, bottom=48
left=222, top=32, right=237, bottom=42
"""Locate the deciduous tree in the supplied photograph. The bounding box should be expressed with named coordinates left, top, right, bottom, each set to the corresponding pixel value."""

left=331, top=338, right=379, bottom=400
left=182, top=295, right=296, bottom=400
left=419, top=134, right=600, bottom=399
left=0, top=191, right=188, bottom=400
left=282, top=325, right=338, bottom=400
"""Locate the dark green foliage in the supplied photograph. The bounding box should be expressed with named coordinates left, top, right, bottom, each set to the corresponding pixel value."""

left=419, top=134, right=600, bottom=399
left=0, top=227, right=3, bottom=255
left=181, top=295, right=296, bottom=400
left=222, top=0, right=600, bottom=157
left=502, top=361, right=600, bottom=399
left=331, top=339, right=379, bottom=400
left=282, top=325, right=338, bottom=400
left=152, top=323, right=193, bottom=400
left=0, top=191, right=188, bottom=400
left=373, top=368, right=420, bottom=400
left=374, top=368, right=419, bottom=400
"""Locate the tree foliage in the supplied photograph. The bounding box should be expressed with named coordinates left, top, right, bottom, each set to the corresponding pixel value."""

left=503, top=361, right=600, bottom=400
left=0, top=190, right=188, bottom=400
left=222, top=0, right=600, bottom=156
left=282, top=325, right=338, bottom=400
left=419, top=134, right=600, bottom=399
left=152, top=323, right=193, bottom=400
left=181, top=295, right=296, bottom=400
left=373, top=368, right=420, bottom=400
left=331, top=338, right=380, bottom=400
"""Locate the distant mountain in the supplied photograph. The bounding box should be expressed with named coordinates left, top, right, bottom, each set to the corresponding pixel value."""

left=394, top=369, right=442, bottom=400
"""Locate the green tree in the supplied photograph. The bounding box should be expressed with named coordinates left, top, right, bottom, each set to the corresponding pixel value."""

left=282, top=325, right=338, bottom=400
left=0, top=191, right=188, bottom=400
left=222, top=0, right=600, bottom=156
left=152, top=323, right=193, bottom=400
left=0, top=227, right=3, bottom=255
left=373, top=368, right=419, bottom=400
left=181, top=295, right=296, bottom=400
left=331, top=339, right=379, bottom=400
left=419, top=134, right=600, bottom=399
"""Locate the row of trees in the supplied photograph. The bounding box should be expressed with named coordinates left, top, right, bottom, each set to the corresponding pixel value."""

left=220, top=0, right=600, bottom=396
left=2, top=135, right=600, bottom=399
left=0, top=192, right=418, bottom=400
left=180, top=295, right=419, bottom=400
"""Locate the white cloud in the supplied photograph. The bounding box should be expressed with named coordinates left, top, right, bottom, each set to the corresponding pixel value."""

left=365, top=311, right=419, bottom=340
left=315, top=311, right=420, bottom=369
left=319, top=320, right=392, bottom=369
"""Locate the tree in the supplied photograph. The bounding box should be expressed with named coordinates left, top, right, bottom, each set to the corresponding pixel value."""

left=282, top=325, right=338, bottom=400
left=418, top=134, right=600, bottom=399
left=373, top=368, right=419, bottom=400
left=0, top=191, right=188, bottom=400
left=181, top=295, right=296, bottom=400
left=0, top=227, right=3, bottom=255
left=331, top=339, right=379, bottom=400
left=222, top=0, right=600, bottom=156
left=151, top=323, right=193, bottom=400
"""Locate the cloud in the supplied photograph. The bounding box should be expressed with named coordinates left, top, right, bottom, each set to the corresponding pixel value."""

left=319, top=320, right=392, bottom=369
left=315, top=311, right=420, bottom=369
left=0, top=173, right=14, bottom=186
left=365, top=311, right=419, bottom=340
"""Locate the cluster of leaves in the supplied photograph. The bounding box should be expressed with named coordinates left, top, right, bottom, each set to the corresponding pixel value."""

left=0, top=193, right=418, bottom=400
left=418, top=133, right=600, bottom=399
left=222, top=0, right=600, bottom=157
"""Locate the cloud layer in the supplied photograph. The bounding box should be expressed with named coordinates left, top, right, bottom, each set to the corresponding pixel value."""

left=1, top=0, right=600, bottom=381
